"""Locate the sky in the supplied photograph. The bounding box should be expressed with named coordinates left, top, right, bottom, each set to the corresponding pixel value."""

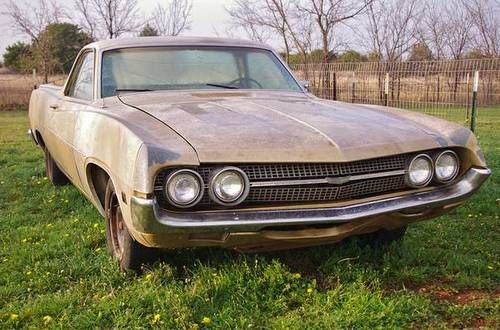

left=0, top=0, right=244, bottom=58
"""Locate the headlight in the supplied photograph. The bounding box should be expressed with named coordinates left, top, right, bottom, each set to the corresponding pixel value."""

left=406, top=154, right=433, bottom=188
left=435, top=150, right=459, bottom=183
left=209, top=167, right=249, bottom=206
left=164, top=169, right=203, bottom=207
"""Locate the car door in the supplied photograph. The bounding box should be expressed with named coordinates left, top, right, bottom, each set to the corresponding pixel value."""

left=45, top=50, right=95, bottom=187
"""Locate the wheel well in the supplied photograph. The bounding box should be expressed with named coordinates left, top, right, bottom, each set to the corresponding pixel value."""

left=88, top=164, right=110, bottom=211
left=35, top=130, right=45, bottom=149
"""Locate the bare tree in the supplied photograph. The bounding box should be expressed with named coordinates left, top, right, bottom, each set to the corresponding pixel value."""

left=227, top=0, right=320, bottom=65
left=365, top=0, right=422, bottom=61
left=417, top=1, right=474, bottom=60
left=463, top=0, right=500, bottom=56
left=150, top=0, right=192, bottom=36
left=227, top=0, right=293, bottom=62
left=226, top=1, right=269, bottom=44
left=296, top=0, right=372, bottom=63
left=73, top=0, right=140, bottom=39
left=2, top=0, right=67, bottom=83
left=417, top=1, right=447, bottom=59
left=442, top=2, right=473, bottom=59
left=2, top=0, right=66, bottom=40
left=74, top=0, right=98, bottom=40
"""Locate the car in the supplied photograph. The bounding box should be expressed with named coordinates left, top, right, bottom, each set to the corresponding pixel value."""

left=28, top=37, right=490, bottom=271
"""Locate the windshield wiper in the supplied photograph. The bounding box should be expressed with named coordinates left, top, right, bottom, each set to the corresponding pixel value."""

left=115, top=88, right=154, bottom=93
left=205, top=83, right=239, bottom=89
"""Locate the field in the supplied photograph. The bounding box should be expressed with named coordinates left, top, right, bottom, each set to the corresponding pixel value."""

left=0, top=108, right=499, bottom=329
left=0, top=73, right=65, bottom=108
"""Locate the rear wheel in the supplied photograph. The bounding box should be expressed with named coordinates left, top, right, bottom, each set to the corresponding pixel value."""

left=104, top=179, right=158, bottom=272
left=363, top=226, right=407, bottom=245
left=43, top=147, right=69, bottom=186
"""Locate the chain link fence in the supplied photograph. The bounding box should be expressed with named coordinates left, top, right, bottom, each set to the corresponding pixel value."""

left=291, top=58, right=500, bottom=127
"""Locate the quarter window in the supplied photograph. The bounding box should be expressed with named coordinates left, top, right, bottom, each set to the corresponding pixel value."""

left=67, top=51, right=94, bottom=100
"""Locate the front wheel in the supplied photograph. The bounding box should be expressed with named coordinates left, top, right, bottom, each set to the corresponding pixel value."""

left=104, top=179, right=158, bottom=272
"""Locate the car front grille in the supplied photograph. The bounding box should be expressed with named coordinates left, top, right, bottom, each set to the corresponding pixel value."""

left=191, top=156, right=407, bottom=183
left=154, top=154, right=411, bottom=210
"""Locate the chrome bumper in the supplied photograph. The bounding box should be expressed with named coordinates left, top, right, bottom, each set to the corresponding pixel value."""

left=130, top=167, right=490, bottom=235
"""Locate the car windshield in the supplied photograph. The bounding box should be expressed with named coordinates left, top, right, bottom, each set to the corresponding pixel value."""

left=101, top=46, right=302, bottom=97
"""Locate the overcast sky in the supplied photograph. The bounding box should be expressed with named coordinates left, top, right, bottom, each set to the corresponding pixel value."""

left=0, top=0, right=245, bottom=57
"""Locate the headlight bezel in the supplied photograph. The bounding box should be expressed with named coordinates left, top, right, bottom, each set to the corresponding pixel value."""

left=406, top=154, right=434, bottom=188
left=208, top=167, right=250, bottom=206
left=434, top=150, right=460, bottom=183
left=164, top=169, right=204, bottom=208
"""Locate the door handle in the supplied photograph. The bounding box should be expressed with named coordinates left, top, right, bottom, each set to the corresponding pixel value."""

left=49, top=104, right=59, bottom=110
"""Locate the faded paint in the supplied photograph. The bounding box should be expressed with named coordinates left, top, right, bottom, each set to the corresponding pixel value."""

left=28, top=37, right=489, bottom=250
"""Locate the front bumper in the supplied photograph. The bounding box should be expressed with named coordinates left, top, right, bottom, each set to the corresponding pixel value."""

left=130, top=167, right=490, bottom=236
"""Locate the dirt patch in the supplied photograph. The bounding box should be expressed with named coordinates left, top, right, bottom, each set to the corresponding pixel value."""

left=466, top=317, right=487, bottom=328
left=420, top=287, right=498, bottom=305
left=387, top=279, right=500, bottom=305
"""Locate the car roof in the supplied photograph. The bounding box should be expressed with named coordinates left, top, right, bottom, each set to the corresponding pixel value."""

left=85, top=36, right=273, bottom=52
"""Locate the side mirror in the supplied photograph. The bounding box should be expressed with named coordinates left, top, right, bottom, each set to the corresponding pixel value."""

left=299, top=80, right=311, bottom=92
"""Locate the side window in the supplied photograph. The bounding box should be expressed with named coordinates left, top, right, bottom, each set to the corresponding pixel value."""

left=66, top=51, right=94, bottom=100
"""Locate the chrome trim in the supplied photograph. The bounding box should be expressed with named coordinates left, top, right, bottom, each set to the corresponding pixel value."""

left=249, top=169, right=406, bottom=187
left=164, top=169, right=204, bottom=208
left=405, top=154, right=434, bottom=188
left=434, top=150, right=459, bottom=183
left=130, top=167, right=490, bottom=234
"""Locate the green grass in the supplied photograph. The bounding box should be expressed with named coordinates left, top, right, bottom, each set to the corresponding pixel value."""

left=0, top=109, right=499, bottom=329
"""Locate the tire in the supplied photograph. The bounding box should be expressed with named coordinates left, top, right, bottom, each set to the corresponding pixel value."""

left=43, top=147, right=69, bottom=186
left=363, top=226, right=407, bottom=245
left=104, top=179, right=158, bottom=272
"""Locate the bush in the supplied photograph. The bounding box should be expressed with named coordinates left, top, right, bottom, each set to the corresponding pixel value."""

left=3, top=42, right=32, bottom=72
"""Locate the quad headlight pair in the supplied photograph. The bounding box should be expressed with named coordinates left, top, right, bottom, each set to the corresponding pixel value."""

left=164, top=150, right=459, bottom=207
left=164, top=167, right=249, bottom=208
left=406, top=150, right=459, bottom=188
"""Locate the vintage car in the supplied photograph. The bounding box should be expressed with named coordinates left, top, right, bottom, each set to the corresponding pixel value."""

left=28, top=37, right=490, bottom=271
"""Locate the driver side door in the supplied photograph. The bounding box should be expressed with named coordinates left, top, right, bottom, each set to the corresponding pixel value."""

left=45, top=50, right=95, bottom=188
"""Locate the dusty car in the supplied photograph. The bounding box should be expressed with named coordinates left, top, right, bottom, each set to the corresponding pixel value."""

left=28, top=37, right=490, bottom=271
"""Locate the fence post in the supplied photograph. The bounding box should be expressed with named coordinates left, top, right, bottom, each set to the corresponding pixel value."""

left=332, top=71, right=337, bottom=101
left=351, top=72, right=356, bottom=103
left=470, top=71, right=479, bottom=133
left=32, top=69, right=37, bottom=89
left=466, top=72, right=470, bottom=119
left=384, top=73, right=389, bottom=106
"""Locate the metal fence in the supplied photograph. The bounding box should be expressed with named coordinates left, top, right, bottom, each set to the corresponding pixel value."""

left=1, top=59, right=499, bottom=126
left=290, top=58, right=500, bottom=126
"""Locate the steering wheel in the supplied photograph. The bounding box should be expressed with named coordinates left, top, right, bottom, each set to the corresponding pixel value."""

left=228, top=77, right=263, bottom=89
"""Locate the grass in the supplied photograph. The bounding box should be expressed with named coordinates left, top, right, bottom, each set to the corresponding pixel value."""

left=0, top=108, right=499, bottom=329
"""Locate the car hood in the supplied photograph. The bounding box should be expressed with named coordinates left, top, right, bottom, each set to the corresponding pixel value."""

left=119, top=90, right=471, bottom=163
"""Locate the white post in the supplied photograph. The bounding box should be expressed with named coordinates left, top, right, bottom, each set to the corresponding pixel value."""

left=32, top=69, right=37, bottom=89
left=473, top=71, right=479, bottom=92
left=470, top=71, right=479, bottom=132
left=384, top=73, right=390, bottom=106
left=384, top=73, right=389, bottom=95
